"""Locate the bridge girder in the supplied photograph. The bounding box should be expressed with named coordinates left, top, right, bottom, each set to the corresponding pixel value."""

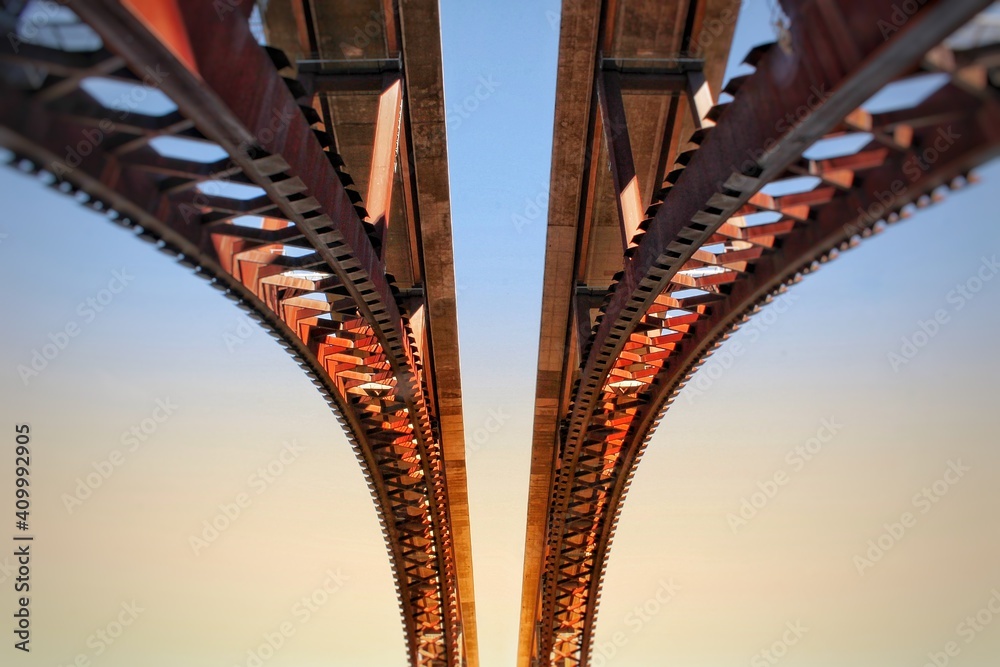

left=520, top=0, right=1000, bottom=665
left=0, top=1, right=475, bottom=665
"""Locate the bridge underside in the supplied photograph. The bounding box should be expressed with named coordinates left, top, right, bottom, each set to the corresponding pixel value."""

left=0, top=1, right=475, bottom=665
left=520, top=0, right=1000, bottom=665
left=2, top=1, right=999, bottom=665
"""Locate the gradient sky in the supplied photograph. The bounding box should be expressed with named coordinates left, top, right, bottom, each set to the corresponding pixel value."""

left=1, top=1, right=999, bottom=666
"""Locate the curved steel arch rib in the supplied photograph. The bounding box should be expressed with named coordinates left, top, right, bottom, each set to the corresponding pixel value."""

left=520, top=0, right=1000, bottom=665
left=0, top=1, right=474, bottom=665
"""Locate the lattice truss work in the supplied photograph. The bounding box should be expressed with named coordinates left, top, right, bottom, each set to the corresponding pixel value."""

left=534, top=1, right=1000, bottom=665
left=0, top=1, right=463, bottom=665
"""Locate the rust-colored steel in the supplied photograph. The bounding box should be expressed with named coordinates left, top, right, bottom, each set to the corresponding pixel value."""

left=368, top=74, right=403, bottom=253
left=0, top=1, right=473, bottom=665
left=597, top=69, right=643, bottom=249
left=522, top=0, right=999, bottom=665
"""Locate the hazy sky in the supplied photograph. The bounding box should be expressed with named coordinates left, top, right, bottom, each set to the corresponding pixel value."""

left=1, top=1, right=999, bottom=666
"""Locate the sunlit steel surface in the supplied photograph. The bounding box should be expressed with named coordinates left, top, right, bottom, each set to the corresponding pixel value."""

left=520, top=1, right=1000, bottom=665
left=0, top=1, right=475, bottom=665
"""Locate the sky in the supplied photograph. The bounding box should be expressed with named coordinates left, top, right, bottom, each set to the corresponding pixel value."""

left=1, top=1, right=999, bottom=666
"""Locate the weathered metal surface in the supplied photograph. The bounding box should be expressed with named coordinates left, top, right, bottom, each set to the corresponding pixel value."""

left=521, top=0, right=999, bottom=665
left=0, top=1, right=475, bottom=664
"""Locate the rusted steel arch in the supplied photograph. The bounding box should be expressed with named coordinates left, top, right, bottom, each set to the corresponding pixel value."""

left=518, top=1, right=743, bottom=661
left=521, top=0, right=1000, bottom=665
left=566, top=109, right=1000, bottom=665
left=0, top=1, right=474, bottom=665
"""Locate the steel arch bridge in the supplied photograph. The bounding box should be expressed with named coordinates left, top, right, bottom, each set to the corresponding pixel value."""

left=517, top=0, right=1000, bottom=665
left=0, top=0, right=476, bottom=665
left=2, top=1, right=1000, bottom=666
